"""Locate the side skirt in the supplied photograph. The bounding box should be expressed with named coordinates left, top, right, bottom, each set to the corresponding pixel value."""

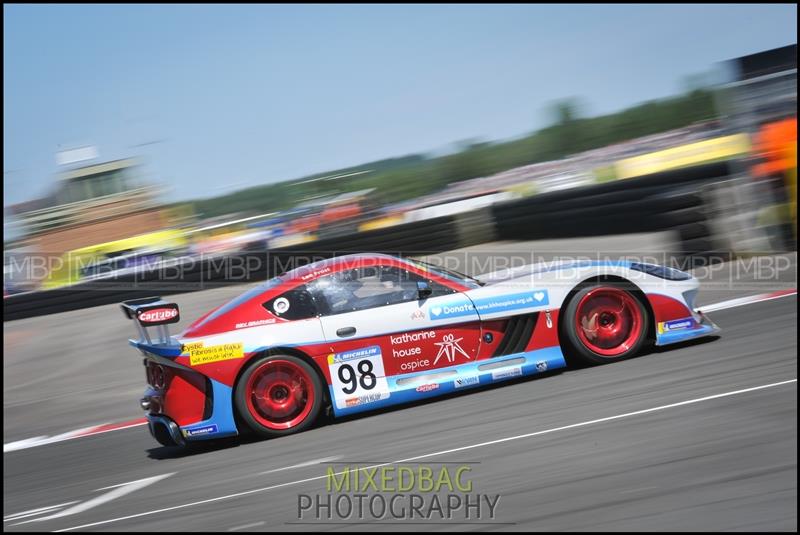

left=331, top=345, right=567, bottom=418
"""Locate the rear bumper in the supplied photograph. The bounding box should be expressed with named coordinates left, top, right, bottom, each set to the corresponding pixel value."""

left=141, top=376, right=239, bottom=444
left=146, top=414, right=186, bottom=447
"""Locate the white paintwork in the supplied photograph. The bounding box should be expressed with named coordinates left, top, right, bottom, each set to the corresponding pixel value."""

left=175, top=261, right=700, bottom=354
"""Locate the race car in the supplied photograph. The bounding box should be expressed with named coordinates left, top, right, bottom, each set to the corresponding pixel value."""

left=122, top=253, right=719, bottom=447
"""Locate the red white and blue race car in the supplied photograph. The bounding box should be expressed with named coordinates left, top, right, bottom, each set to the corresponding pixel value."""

left=122, top=253, right=719, bottom=447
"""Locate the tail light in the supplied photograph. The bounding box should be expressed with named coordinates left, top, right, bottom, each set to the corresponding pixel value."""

left=144, top=360, right=167, bottom=389
left=153, top=365, right=166, bottom=389
left=144, top=360, right=153, bottom=385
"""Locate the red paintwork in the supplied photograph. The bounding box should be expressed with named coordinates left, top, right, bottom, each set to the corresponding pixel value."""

left=477, top=319, right=507, bottom=358
left=153, top=254, right=576, bottom=429
left=174, top=311, right=565, bottom=394
left=314, top=323, right=484, bottom=382
left=525, top=309, right=560, bottom=351
left=647, top=293, right=694, bottom=324
left=174, top=325, right=332, bottom=389
left=153, top=365, right=208, bottom=426
left=474, top=310, right=562, bottom=357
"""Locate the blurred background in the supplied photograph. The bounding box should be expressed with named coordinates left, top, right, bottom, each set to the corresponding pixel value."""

left=2, top=5, right=797, bottom=312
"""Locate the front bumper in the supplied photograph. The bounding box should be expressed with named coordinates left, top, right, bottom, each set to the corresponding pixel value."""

left=655, top=310, right=720, bottom=346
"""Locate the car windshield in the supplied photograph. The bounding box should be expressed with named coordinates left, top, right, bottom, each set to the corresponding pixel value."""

left=409, top=259, right=484, bottom=289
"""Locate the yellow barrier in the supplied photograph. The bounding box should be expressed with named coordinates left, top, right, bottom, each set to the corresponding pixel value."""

left=615, top=134, right=751, bottom=179
left=358, top=216, right=405, bottom=232
left=42, top=229, right=187, bottom=289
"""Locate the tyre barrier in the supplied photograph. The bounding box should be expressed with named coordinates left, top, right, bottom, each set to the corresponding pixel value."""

left=3, top=162, right=732, bottom=321
left=491, top=162, right=727, bottom=249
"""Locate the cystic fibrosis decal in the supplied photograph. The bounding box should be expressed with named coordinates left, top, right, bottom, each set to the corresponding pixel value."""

left=429, top=290, right=550, bottom=320
left=182, top=341, right=204, bottom=352
left=185, top=342, right=244, bottom=366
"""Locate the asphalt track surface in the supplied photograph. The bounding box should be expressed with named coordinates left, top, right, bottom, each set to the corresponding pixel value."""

left=3, top=237, right=797, bottom=531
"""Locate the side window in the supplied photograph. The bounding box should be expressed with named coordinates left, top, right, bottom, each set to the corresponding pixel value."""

left=428, top=279, right=457, bottom=298
left=308, top=265, right=456, bottom=315
left=263, top=286, right=318, bottom=320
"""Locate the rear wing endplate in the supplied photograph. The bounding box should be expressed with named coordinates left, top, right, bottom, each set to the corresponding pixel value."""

left=121, top=297, right=180, bottom=345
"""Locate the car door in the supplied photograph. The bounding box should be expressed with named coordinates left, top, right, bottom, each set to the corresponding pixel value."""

left=308, top=263, right=482, bottom=410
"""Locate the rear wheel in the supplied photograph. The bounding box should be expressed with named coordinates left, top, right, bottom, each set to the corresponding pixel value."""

left=562, top=283, right=649, bottom=365
left=235, top=354, right=323, bottom=438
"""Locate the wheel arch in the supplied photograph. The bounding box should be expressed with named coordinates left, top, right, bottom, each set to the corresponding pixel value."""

left=236, top=346, right=328, bottom=394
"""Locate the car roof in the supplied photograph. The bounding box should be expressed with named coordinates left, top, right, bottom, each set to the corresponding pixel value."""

left=283, top=253, right=410, bottom=282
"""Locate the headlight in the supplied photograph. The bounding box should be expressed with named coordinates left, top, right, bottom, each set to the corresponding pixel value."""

left=629, top=262, right=692, bottom=281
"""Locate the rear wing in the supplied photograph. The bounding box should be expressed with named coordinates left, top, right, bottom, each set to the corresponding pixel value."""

left=121, top=297, right=181, bottom=345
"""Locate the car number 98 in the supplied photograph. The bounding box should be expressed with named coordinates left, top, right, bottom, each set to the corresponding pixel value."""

left=328, top=346, right=390, bottom=409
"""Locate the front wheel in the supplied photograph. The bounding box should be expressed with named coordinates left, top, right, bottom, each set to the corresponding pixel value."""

left=235, top=354, right=324, bottom=438
left=562, top=283, right=649, bottom=365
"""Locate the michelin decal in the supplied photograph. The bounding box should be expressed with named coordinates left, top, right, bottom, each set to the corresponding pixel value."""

left=182, top=424, right=218, bottom=437
left=658, top=317, right=697, bottom=334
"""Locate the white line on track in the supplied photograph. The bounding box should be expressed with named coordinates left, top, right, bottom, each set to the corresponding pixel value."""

left=697, top=289, right=796, bottom=313
left=11, top=474, right=174, bottom=526
left=2, top=436, right=48, bottom=453
left=618, top=486, right=659, bottom=494
left=3, top=420, right=147, bottom=453
left=260, top=456, right=342, bottom=475
left=227, top=521, right=266, bottom=531
left=53, top=378, right=797, bottom=532
left=3, top=502, right=78, bottom=522
left=3, top=288, right=796, bottom=455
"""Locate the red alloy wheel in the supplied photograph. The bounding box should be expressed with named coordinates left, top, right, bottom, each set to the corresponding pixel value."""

left=574, top=286, right=644, bottom=357
left=244, top=359, right=315, bottom=430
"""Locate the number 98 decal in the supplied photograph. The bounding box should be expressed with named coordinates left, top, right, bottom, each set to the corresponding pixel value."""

left=327, top=346, right=390, bottom=409
left=337, top=359, right=377, bottom=394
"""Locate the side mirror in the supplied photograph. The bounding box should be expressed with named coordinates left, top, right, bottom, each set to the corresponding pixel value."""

left=417, top=281, right=433, bottom=300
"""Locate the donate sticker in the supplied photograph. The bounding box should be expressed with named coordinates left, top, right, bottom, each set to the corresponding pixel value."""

left=430, top=290, right=549, bottom=320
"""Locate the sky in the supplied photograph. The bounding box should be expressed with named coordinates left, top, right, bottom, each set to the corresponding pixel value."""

left=3, top=4, right=797, bottom=206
